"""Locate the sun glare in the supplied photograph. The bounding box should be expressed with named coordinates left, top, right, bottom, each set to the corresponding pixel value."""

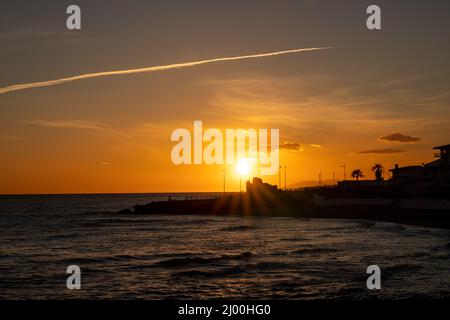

left=236, top=158, right=251, bottom=176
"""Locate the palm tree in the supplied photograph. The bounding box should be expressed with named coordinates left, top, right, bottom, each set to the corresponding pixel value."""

left=371, top=163, right=384, bottom=181
left=351, top=169, right=364, bottom=181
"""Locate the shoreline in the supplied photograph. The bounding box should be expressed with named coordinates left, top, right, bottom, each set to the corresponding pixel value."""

left=119, top=191, right=450, bottom=230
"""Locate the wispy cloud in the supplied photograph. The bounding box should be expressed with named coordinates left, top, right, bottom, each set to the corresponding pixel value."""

left=356, top=149, right=405, bottom=154
left=379, top=133, right=421, bottom=143
left=23, top=119, right=133, bottom=139
left=380, top=74, right=427, bottom=88
left=25, top=119, right=109, bottom=131
left=280, top=142, right=303, bottom=151
left=0, top=47, right=331, bottom=95
left=0, top=134, right=27, bottom=141
left=22, top=119, right=167, bottom=152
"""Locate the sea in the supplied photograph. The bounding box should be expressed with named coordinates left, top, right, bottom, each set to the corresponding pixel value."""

left=0, top=193, right=449, bottom=300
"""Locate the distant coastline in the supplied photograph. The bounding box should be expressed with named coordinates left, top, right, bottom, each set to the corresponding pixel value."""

left=118, top=187, right=450, bottom=230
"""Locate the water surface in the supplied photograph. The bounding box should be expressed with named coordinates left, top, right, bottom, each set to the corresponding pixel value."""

left=1, top=194, right=449, bottom=299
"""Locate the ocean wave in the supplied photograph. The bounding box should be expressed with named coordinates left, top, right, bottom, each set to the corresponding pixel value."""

left=80, top=218, right=146, bottom=224
left=292, top=247, right=338, bottom=255
left=279, top=237, right=309, bottom=242
left=155, top=252, right=253, bottom=268
left=63, top=257, right=105, bottom=264
left=219, top=225, right=256, bottom=232
left=84, top=209, right=118, bottom=215
left=108, top=254, right=155, bottom=261
left=171, top=219, right=212, bottom=226
left=46, top=233, right=79, bottom=240
left=371, top=222, right=406, bottom=230
left=382, top=263, right=423, bottom=278
left=62, top=253, right=156, bottom=265
left=434, top=254, right=450, bottom=260
left=410, top=251, right=432, bottom=258
left=431, top=242, right=450, bottom=252
left=170, top=266, right=245, bottom=278
left=246, top=261, right=292, bottom=270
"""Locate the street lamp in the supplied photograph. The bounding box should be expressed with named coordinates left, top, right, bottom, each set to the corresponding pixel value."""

left=340, top=165, right=347, bottom=181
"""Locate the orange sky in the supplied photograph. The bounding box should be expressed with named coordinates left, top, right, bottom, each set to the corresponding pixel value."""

left=0, top=1, right=449, bottom=194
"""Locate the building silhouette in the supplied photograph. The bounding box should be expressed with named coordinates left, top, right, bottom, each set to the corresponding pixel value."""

left=246, top=177, right=278, bottom=193
left=391, top=144, right=450, bottom=184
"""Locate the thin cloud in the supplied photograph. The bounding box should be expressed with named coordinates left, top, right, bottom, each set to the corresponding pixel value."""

left=258, top=141, right=303, bottom=152
left=0, top=47, right=331, bottom=95
left=379, top=133, right=421, bottom=143
left=23, top=119, right=132, bottom=139
left=280, top=142, right=303, bottom=151
left=356, top=148, right=405, bottom=154
left=25, top=119, right=109, bottom=131
left=380, top=74, right=427, bottom=88
left=0, top=134, right=27, bottom=141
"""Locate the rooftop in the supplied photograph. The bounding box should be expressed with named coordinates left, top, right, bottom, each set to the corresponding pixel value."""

left=433, top=144, right=450, bottom=150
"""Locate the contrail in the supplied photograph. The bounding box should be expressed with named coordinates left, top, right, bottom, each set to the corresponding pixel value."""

left=0, top=47, right=331, bottom=95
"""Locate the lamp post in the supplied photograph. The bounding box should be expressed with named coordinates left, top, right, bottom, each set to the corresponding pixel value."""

left=319, top=171, right=322, bottom=187
left=223, top=169, right=226, bottom=197
left=340, top=165, right=347, bottom=181
left=278, top=165, right=281, bottom=190
left=284, top=165, right=287, bottom=191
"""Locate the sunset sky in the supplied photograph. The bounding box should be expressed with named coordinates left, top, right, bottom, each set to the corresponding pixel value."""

left=1, top=0, right=449, bottom=194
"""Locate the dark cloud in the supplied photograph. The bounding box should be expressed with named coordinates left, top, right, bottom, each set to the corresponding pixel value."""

left=356, top=149, right=405, bottom=154
left=380, top=133, right=421, bottom=143
left=280, top=142, right=303, bottom=151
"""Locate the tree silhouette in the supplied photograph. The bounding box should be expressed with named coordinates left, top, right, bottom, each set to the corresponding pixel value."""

left=371, top=163, right=384, bottom=181
left=351, top=169, right=364, bottom=181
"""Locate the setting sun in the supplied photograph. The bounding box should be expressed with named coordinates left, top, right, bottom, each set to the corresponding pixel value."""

left=236, top=158, right=251, bottom=176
